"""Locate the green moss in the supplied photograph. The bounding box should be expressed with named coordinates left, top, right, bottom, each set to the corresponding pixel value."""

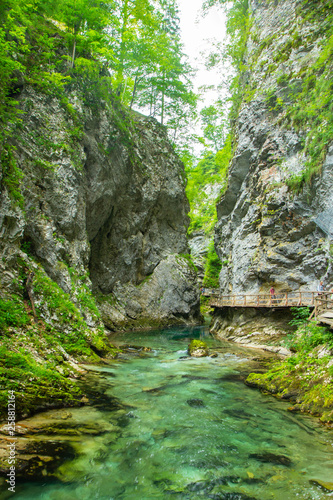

left=247, top=317, right=333, bottom=422
left=189, top=339, right=207, bottom=349
left=203, top=239, right=222, bottom=289
left=0, top=343, right=83, bottom=421
left=0, top=145, right=24, bottom=208
left=0, top=258, right=122, bottom=421
left=177, top=254, right=198, bottom=273
left=0, top=295, right=30, bottom=330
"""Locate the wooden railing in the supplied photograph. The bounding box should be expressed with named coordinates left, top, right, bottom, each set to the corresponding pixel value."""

left=208, top=291, right=319, bottom=309
left=314, top=295, right=333, bottom=316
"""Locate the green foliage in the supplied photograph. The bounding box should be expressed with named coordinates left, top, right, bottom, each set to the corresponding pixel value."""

left=186, top=137, right=231, bottom=236
left=177, top=254, right=198, bottom=273
left=284, top=321, right=332, bottom=354
left=200, top=101, right=227, bottom=152
left=0, top=0, right=197, bottom=172
left=289, top=307, right=311, bottom=327
left=0, top=295, right=29, bottom=330
left=203, top=239, right=222, bottom=288
left=0, top=145, right=24, bottom=207
left=0, top=343, right=82, bottom=420
left=68, top=267, right=101, bottom=319
left=283, top=306, right=332, bottom=354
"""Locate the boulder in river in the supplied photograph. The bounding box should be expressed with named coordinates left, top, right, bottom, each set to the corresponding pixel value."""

left=249, top=452, right=292, bottom=466
left=187, top=399, right=205, bottom=408
left=188, top=339, right=209, bottom=357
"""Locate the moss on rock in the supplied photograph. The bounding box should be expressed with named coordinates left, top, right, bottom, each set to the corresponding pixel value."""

left=188, top=339, right=209, bottom=357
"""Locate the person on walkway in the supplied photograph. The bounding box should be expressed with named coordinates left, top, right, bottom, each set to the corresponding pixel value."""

left=269, top=286, right=276, bottom=304
left=317, top=281, right=324, bottom=295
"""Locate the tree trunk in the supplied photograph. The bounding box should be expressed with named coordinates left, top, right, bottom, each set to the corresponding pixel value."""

left=161, top=89, right=165, bottom=125
left=161, top=71, right=166, bottom=125
left=71, top=37, right=76, bottom=68
left=130, top=75, right=139, bottom=109
left=117, top=0, right=129, bottom=97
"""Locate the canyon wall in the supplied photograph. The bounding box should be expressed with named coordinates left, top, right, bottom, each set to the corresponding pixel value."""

left=0, top=86, right=200, bottom=332
left=215, top=0, right=332, bottom=295
left=212, top=0, right=332, bottom=340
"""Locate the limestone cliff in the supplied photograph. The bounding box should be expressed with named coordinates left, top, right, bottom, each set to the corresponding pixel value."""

left=215, top=0, right=332, bottom=297
left=211, top=0, right=332, bottom=343
left=0, top=85, right=200, bottom=333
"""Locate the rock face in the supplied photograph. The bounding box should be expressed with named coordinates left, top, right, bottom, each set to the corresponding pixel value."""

left=0, top=86, right=200, bottom=329
left=214, top=0, right=333, bottom=298
left=99, top=254, right=200, bottom=329
left=210, top=307, right=292, bottom=355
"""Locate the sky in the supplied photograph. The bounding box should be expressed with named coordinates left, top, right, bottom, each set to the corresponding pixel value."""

left=177, top=0, right=229, bottom=157
left=177, top=0, right=228, bottom=105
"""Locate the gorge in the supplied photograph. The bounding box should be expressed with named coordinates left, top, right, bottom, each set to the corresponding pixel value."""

left=0, top=0, right=333, bottom=496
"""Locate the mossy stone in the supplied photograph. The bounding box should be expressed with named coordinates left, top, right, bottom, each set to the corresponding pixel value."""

left=188, top=339, right=209, bottom=357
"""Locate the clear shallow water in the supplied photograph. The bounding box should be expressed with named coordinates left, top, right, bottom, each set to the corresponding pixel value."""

left=7, top=326, right=333, bottom=499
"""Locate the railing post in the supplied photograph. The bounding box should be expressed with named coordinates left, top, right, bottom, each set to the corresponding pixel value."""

left=285, top=292, right=288, bottom=306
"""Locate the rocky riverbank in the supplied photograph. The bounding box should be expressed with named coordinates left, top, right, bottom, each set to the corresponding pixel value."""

left=210, top=307, right=293, bottom=356
left=245, top=314, right=333, bottom=424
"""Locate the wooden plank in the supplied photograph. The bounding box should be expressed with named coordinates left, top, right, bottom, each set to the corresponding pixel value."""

left=321, top=312, right=333, bottom=319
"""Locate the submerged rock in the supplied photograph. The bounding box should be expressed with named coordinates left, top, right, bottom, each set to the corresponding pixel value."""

left=249, top=452, right=292, bottom=466
left=187, top=476, right=240, bottom=493
left=310, top=479, right=333, bottom=491
left=187, top=398, right=205, bottom=408
left=119, top=344, right=152, bottom=352
left=208, top=493, right=257, bottom=500
left=188, top=339, right=209, bottom=357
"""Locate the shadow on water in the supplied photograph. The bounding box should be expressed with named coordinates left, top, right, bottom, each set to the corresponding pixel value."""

left=5, top=325, right=333, bottom=500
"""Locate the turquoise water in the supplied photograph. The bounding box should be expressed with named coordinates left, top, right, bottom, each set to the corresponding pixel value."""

left=6, top=326, right=333, bottom=499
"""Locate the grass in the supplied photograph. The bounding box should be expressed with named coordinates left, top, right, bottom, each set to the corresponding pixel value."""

left=246, top=308, right=333, bottom=422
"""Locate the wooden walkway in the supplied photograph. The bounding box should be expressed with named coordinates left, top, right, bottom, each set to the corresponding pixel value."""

left=203, top=290, right=318, bottom=308
left=314, top=296, right=333, bottom=327
left=202, top=289, right=333, bottom=327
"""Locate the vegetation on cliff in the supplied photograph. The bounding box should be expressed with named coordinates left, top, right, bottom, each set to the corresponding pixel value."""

left=203, top=0, right=333, bottom=193
left=0, top=0, right=199, bottom=420
left=247, top=308, right=333, bottom=423
left=247, top=0, right=333, bottom=192
left=203, top=0, right=333, bottom=421
left=0, top=254, right=121, bottom=421
left=0, top=0, right=196, bottom=156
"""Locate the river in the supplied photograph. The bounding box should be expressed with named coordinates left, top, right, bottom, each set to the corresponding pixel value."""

left=5, top=326, right=333, bottom=499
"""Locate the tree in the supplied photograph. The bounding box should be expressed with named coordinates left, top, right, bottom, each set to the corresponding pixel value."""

left=54, top=0, right=113, bottom=68
left=200, top=101, right=227, bottom=152
left=111, top=0, right=156, bottom=99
